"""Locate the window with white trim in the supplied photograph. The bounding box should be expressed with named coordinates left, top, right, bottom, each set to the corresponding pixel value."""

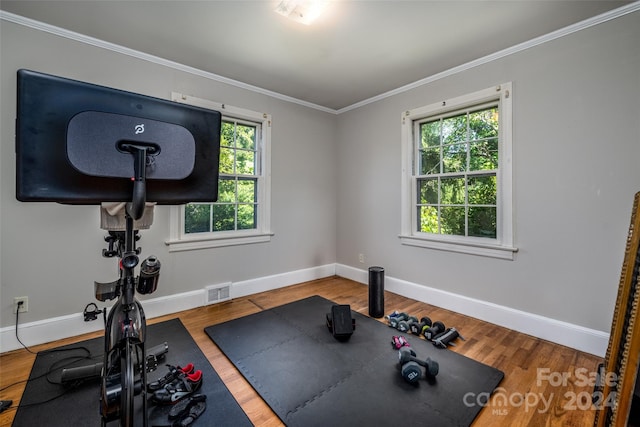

left=400, top=83, right=516, bottom=259
left=167, top=93, right=272, bottom=251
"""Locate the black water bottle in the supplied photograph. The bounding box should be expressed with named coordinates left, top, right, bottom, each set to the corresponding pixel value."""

left=368, top=266, right=385, bottom=318
left=137, top=255, right=160, bottom=294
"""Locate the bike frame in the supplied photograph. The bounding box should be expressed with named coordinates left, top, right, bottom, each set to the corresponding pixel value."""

left=100, top=146, right=152, bottom=426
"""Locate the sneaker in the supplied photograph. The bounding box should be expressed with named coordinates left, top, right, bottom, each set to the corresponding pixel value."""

left=172, top=399, right=206, bottom=426
left=152, top=370, right=203, bottom=405
left=168, top=393, right=207, bottom=420
left=148, top=364, right=195, bottom=392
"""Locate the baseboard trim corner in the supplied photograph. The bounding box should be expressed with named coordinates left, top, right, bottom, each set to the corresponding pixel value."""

left=335, top=263, right=609, bottom=357
left=1, top=264, right=336, bottom=353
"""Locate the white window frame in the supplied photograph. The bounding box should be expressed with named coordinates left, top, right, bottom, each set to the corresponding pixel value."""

left=166, top=92, right=272, bottom=252
left=400, top=83, right=517, bottom=260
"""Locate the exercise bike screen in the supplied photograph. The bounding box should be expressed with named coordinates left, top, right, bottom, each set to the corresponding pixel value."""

left=15, top=69, right=222, bottom=205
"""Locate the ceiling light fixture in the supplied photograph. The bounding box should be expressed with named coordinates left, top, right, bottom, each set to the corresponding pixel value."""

left=274, top=0, right=328, bottom=25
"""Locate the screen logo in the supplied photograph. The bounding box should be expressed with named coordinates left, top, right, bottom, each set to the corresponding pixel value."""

left=134, top=124, right=145, bottom=134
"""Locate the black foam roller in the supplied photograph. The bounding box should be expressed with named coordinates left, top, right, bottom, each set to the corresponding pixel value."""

left=368, top=266, right=385, bottom=318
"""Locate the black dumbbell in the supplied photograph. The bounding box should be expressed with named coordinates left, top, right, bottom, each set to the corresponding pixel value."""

left=409, top=316, right=432, bottom=336
left=388, top=312, right=408, bottom=329
left=432, top=327, right=465, bottom=348
left=398, top=347, right=439, bottom=384
left=423, top=320, right=445, bottom=340
left=397, top=315, right=418, bottom=333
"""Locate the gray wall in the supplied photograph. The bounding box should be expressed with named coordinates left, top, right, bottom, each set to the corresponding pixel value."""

left=2, top=10, right=639, bottom=337
left=336, top=11, right=640, bottom=331
left=0, top=20, right=337, bottom=327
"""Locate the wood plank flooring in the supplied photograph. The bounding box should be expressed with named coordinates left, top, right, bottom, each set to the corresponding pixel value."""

left=0, top=276, right=603, bottom=426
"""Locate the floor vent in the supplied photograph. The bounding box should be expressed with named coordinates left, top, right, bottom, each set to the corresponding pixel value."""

left=205, top=283, right=232, bottom=305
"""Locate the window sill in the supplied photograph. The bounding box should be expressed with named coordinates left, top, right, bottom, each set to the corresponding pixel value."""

left=399, top=234, right=518, bottom=260
left=166, top=232, right=273, bottom=252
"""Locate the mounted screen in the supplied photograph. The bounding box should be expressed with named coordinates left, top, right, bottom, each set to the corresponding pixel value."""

left=15, top=69, right=221, bottom=204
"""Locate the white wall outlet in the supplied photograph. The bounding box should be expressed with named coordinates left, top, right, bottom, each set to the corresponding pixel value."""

left=13, top=296, right=28, bottom=313
left=358, top=253, right=365, bottom=263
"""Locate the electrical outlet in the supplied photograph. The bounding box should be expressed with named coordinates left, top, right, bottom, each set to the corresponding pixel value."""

left=358, top=253, right=365, bottom=263
left=13, top=296, right=28, bottom=314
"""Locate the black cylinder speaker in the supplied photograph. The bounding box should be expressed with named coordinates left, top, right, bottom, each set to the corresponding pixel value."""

left=368, top=266, right=385, bottom=318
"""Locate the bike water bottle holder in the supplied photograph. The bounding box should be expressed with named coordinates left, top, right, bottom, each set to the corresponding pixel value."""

left=95, top=279, right=121, bottom=302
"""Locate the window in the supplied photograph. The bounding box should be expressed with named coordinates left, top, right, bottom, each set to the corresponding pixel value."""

left=167, top=93, right=272, bottom=251
left=400, top=83, right=516, bottom=259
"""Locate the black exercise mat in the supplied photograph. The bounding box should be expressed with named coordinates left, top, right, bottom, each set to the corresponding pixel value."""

left=205, top=295, right=504, bottom=427
left=13, top=318, right=251, bottom=427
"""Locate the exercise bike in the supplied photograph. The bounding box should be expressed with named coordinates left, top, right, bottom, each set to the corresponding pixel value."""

left=15, top=68, right=223, bottom=427
left=94, top=145, right=159, bottom=427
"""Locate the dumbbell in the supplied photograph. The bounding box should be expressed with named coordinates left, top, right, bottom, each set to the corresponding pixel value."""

left=397, top=315, right=418, bottom=333
left=432, top=327, right=465, bottom=349
left=409, top=316, right=432, bottom=336
left=423, top=321, right=446, bottom=340
left=391, top=335, right=410, bottom=349
left=398, top=347, right=439, bottom=384
left=387, top=312, right=408, bottom=329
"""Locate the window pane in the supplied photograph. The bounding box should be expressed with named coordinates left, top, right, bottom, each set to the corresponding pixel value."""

left=236, top=124, right=256, bottom=150
left=440, top=206, right=465, bottom=235
left=221, top=121, right=235, bottom=147
left=212, top=204, right=235, bottom=232
left=420, top=147, right=440, bottom=175
left=442, top=143, right=467, bottom=173
left=238, top=204, right=256, bottom=230
left=407, top=86, right=509, bottom=245
left=237, top=179, right=256, bottom=203
left=469, top=107, right=498, bottom=140
left=440, top=177, right=465, bottom=205
left=217, top=178, right=236, bottom=203
left=236, top=150, right=255, bottom=175
left=219, top=147, right=234, bottom=174
left=469, top=138, right=498, bottom=171
left=184, top=203, right=211, bottom=234
left=442, top=113, right=467, bottom=144
left=468, top=207, right=497, bottom=238
left=418, top=205, right=439, bottom=233
left=420, top=121, right=440, bottom=148
left=468, top=175, right=497, bottom=205
left=418, top=178, right=438, bottom=204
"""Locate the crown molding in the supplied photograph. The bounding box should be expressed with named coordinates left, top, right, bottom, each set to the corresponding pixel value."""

left=2, top=2, right=639, bottom=115
left=0, top=10, right=336, bottom=114
left=336, top=1, right=640, bottom=114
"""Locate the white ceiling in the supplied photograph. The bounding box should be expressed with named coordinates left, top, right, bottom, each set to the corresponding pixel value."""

left=0, top=0, right=633, bottom=111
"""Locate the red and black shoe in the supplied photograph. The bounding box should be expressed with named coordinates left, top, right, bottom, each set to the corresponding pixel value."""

left=152, top=370, right=203, bottom=405
left=147, top=363, right=195, bottom=392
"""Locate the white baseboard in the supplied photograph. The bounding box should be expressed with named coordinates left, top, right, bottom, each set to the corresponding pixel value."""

left=231, top=264, right=336, bottom=298
left=0, top=264, right=336, bottom=353
left=1, top=263, right=608, bottom=356
left=335, top=264, right=609, bottom=357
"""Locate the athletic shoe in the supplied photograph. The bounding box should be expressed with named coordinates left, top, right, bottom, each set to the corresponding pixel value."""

left=168, top=393, right=207, bottom=420
left=172, top=399, right=206, bottom=426
left=152, top=370, right=203, bottom=405
left=148, top=363, right=195, bottom=392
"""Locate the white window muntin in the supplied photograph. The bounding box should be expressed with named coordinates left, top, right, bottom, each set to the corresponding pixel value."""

left=167, top=93, right=272, bottom=251
left=400, top=83, right=516, bottom=259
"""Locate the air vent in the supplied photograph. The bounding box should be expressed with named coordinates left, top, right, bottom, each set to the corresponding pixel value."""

left=205, top=283, right=231, bottom=305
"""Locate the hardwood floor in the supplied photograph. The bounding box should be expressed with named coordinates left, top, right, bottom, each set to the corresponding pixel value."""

left=0, top=276, right=603, bottom=426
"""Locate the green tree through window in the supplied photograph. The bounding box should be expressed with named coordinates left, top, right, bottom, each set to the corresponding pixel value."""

left=416, top=104, right=498, bottom=238
left=185, top=119, right=259, bottom=234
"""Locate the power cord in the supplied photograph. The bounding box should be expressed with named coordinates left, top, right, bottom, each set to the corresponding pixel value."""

left=0, top=348, right=98, bottom=414
left=5, top=302, right=98, bottom=414
left=14, top=302, right=35, bottom=354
